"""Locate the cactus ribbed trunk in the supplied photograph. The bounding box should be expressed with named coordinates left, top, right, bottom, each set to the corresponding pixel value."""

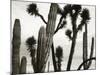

left=36, top=3, right=58, bottom=72
left=19, top=56, right=27, bottom=74
left=44, top=3, right=58, bottom=71
left=12, top=19, right=21, bottom=75
left=83, top=23, right=88, bottom=70
left=36, top=26, right=47, bottom=73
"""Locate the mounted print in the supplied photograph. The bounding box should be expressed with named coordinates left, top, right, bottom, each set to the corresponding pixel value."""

left=11, top=0, right=96, bottom=75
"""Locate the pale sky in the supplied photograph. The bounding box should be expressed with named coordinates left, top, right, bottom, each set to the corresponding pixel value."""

left=12, top=0, right=96, bottom=73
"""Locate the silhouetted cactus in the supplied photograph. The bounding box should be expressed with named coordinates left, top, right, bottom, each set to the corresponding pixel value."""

left=19, top=56, right=27, bottom=74
left=43, top=3, right=58, bottom=70
left=12, top=19, right=21, bottom=75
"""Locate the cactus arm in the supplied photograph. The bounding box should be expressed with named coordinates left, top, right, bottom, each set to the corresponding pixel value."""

left=19, top=56, right=27, bottom=74
left=87, top=37, right=94, bottom=69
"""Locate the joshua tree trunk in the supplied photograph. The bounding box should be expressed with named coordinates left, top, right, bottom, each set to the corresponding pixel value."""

left=12, top=19, right=21, bottom=75
left=19, top=56, right=27, bottom=74
left=67, top=32, right=77, bottom=71
left=83, top=33, right=88, bottom=69
left=66, top=15, right=78, bottom=71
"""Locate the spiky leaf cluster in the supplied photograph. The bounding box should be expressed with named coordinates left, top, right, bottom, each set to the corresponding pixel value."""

left=27, top=3, right=38, bottom=16
left=56, top=46, right=63, bottom=61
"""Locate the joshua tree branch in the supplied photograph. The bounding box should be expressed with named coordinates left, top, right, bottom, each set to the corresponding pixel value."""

left=77, top=20, right=85, bottom=32
left=77, top=57, right=96, bottom=70
left=51, top=15, right=65, bottom=71
left=37, top=13, right=47, bottom=24
left=54, top=16, right=63, bottom=34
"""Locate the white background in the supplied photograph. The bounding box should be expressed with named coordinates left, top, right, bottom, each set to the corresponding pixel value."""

left=0, top=0, right=99, bottom=75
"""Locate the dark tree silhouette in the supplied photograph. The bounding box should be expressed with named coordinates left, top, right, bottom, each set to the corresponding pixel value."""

left=27, top=3, right=47, bottom=24
left=65, top=5, right=90, bottom=71
left=26, top=36, right=37, bottom=72
left=56, top=46, right=63, bottom=71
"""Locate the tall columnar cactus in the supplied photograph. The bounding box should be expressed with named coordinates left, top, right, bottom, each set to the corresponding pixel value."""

left=36, top=3, right=58, bottom=72
left=19, top=56, right=27, bottom=74
left=12, top=19, right=21, bottom=75
left=36, top=26, right=47, bottom=72
left=45, top=3, right=58, bottom=66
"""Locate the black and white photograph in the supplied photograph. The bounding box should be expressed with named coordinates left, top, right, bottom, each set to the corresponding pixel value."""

left=11, top=0, right=96, bottom=74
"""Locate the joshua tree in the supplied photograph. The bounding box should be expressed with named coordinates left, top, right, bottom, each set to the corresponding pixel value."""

left=12, top=19, right=21, bottom=75
left=77, top=57, right=96, bottom=70
left=65, top=5, right=90, bottom=71
left=56, top=46, right=63, bottom=71
left=27, top=3, right=47, bottom=24
left=26, top=36, right=37, bottom=72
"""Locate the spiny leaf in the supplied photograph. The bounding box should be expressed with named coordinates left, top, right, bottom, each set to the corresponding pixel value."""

left=56, top=46, right=63, bottom=60
left=26, top=36, right=36, bottom=48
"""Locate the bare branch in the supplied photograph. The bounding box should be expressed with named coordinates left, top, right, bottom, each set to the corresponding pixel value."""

left=77, top=57, right=96, bottom=70
left=37, top=13, right=47, bottom=24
